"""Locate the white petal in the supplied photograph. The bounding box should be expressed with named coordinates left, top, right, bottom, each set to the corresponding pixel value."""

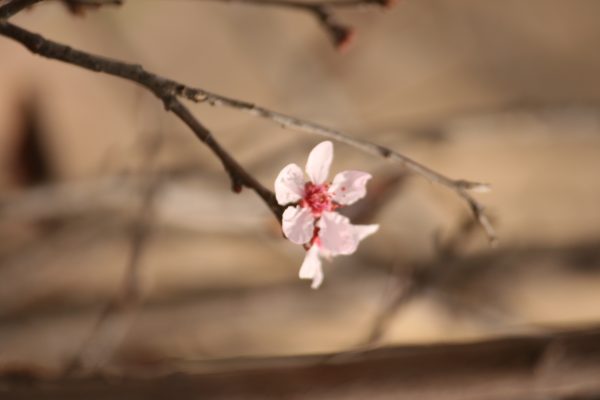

left=282, top=206, right=315, bottom=245
left=329, top=170, right=372, bottom=205
left=353, top=224, right=379, bottom=241
left=305, top=141, right=333, bottom=185
left=317, top=211, right=359, bottom=256
left=275, top=163, right=305, bottom=205
left=311, top=265, right=324, bottom=289
left=299, top=246, right=324, bottom=289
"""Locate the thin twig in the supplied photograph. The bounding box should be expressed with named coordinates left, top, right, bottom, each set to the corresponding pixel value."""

left=67, top=0, right=123, bottom=4
left=363, top=215, right=489, bottom=346
left=6, top=327, right=600, bottom=399
left=65, top=133, right=163, bottom=375
left=0, top=0, right=40, bottom=19
left=200, top=0, right=393, bottom=9
left=0, top=0, right=495, bottom=242
left=121, top=132, right=163, bottom=303
left=363, top=272, right=420, bottom=345
left=178, top=88, right=496, bottom=242
left=0, top=8, right=283, bottom=221
left=61, top=0, right=123, bottom=15
left=197, top=0, right=395, bottom=49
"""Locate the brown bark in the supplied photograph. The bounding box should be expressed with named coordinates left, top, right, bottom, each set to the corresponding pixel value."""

left=3, top=327, right=600, bottom=399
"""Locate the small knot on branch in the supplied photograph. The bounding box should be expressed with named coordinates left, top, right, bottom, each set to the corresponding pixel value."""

left=312, top=6, right=355, bottom=51
left=371, top=0, right=399, bottom=9
left=62, top=0, right=123, bottom=16
left=160, top=94, right=177, bottom=112
left=455, top=179, right=491, bottom=193
left=232, top=182, right=244, bottom=193
left=332, top=25, right=355, bottom=53
left=194, top=92, right=209, bottom=103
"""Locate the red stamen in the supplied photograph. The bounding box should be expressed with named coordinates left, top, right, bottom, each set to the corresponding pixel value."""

left=302, top=182, right=334, bottom=217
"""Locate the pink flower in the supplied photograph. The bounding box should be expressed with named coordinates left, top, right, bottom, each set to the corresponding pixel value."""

left=275, top=141, right=379, bottom=289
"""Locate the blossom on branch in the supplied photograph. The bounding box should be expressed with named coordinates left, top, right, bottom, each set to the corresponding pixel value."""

left=275, top=141, right=379, bottom=289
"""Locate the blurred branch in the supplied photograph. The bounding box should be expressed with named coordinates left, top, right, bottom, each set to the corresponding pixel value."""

left=0, top=172, right=269, bottom=233
left=362, top=270, right=420, bottom=345
left=61, top=0, right=123, bottom=15
left=342, top=170, right=407, bottom=224
left=205, top=0, right=394, bottom=9
left=0, top=0, right=39, bottom=18
left=65, top=134, right=163, bottom=374
left=0, top=0, right=495, bottom=242
left=363, top=215, right=494, bottom=346
left=0, top=0, right=123, bottom=17
left=3, top=326, right=600, bottom=399
left=200, top=0, right=397, bottom=50
left=0, top=1, right=283, bottom=221
left=1, top=239, right=599, bottom=336
left=120, top=134, right=163, bottom=302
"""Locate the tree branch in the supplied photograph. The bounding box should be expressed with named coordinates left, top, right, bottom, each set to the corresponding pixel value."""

left=176, top=89, right=496, bottom=242
left=0, top=0, right=495, bottom=242
left=198, top=0, right=396, bottom=50
left=64, top=135, right=163, bottom=375
left=204, top=0, right=394, bottom=9
left=0, top=0, right=41, bottom=19
left=3, top=327, right=600, bottom=399
left=0, top=16, right=283, bottom=220
left=61, top=0, right=123, bottom=15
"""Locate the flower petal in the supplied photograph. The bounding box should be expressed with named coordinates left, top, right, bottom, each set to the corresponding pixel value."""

left=275, top=163, right=305, bottom=205
left=329, top=170, right=372, bottom=205
left=317, top=211, right=359, bottom=256
left=299, top=245, right=324, bottom=289
left=305, top=141, right=333, bottom=185
left=282, top=206, right=315, bottom=245
left=353, top=224, right=379, bottom=241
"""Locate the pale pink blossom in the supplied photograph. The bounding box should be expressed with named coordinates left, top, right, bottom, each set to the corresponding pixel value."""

left=275, top=141, right=379, bottom=289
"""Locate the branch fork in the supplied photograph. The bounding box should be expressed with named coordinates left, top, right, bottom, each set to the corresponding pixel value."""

left=0, top=0, right=496, bottom=243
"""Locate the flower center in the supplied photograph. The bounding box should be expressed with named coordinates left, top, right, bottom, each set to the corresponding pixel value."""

left=301, top=182, right=332, bottom=217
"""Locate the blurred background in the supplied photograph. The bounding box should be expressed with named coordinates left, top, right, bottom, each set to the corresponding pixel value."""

left=0, top=0, right=599, bottom=377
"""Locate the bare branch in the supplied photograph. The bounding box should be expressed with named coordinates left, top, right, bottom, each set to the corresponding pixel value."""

left=0, top=0, right=495, bottom=242
left=178, top=87, right=497, bottom=242
left=0, top=0, right=122, bottom=18
left=3, top=327, right=600, bottom=399
left=0, top=17, right=284, bottom=220
left=0, top=0, right=41, bottom=19
left=61, top=0, right=124, bottom=15
left=65, top=134, right=162, bottom=375
left=363, top=216, right=489, bottom=346
left=0, top=173, right=272, bottom=234
left=204, top=0, right=393, bottom=9
left=64, top=0, right=123, bottom=5
left=199, top=0, right=395, bottom=50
